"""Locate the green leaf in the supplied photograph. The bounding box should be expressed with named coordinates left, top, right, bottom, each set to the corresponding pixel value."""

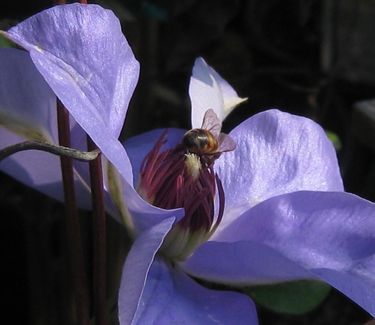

left=244, top=280, right=331, bottom=315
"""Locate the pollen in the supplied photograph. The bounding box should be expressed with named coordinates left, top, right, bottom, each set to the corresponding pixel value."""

left=184, top=153, right=202, bottom=180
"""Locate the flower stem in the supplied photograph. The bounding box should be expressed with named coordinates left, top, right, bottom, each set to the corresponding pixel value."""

left=57, top=99, right=90, bottom=325
left=0, top=141, right=100, bottom=162
left=81, top=0, right=107, bottom=316
left=87, top=136, right=107, bottom=325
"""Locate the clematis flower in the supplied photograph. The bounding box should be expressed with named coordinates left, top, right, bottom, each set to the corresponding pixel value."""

left=118, top=61, right=375, bottom=323
left=1, top=4, right=375, bottom=324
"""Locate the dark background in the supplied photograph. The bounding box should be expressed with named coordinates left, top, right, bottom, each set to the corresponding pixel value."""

left=1, top=0, right=375, bottom=324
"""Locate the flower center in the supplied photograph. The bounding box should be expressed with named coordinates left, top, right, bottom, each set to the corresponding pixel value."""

left=138, top=130, right=225, bottom=261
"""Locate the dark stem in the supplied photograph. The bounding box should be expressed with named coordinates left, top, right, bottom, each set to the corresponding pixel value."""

left=87, top=137, right=107, bottom=325
left=57, top=100, right=90, bottom=325
left=80, top=0, right=106, bottom=317
left=0, top=140, right=100, bottom=162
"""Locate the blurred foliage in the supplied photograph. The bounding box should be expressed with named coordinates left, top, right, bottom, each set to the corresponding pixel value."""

left=245, top=280, right=331, bottom=315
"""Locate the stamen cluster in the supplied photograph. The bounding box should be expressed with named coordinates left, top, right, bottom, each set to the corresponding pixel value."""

left=138, top=131, right=224, bottom=260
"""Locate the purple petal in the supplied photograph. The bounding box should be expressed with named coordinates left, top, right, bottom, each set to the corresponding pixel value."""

left=118, top=217, right=175, bottom=325
left=7, top=4, right=139, bottom=139
left=0, top=48, right=57, bottom=142
left=6, top=4, right=138, bottom=186
left=215, top=109, right=344, bottom=231
left=182, top=191, right=375, bottom=316
left=133, top=258, right=258, bottom=324
left=5, top=4, right=186, bottom=230
left=189, top=57, right=246, bottom=128
left=124, top=128, right=185, bottom=186
left=0, top=48, right=92, bottom=206
left=182, top=240, right=314, bottom=285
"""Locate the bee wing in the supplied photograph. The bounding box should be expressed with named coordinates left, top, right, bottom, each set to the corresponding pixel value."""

left=201, top=109, right=222, bottom=138
left=217, top=133, right=236, bottom=152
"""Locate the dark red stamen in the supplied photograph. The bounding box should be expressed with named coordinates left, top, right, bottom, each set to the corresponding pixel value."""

left=138, top=131, right=224, bottom=236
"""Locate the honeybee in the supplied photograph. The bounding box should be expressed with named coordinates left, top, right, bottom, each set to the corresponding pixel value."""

left=183, top=109, right=236, bottom=156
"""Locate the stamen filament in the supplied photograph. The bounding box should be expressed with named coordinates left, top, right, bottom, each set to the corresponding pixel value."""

left=139, top=130, right=227, bottom=261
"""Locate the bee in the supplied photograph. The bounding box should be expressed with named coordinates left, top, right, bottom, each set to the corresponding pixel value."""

left=183, top=128, right=218, bottom=155
left=183, top=109, right=236, bottom=156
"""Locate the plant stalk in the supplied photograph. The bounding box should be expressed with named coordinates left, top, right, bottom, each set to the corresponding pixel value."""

left=88, top=137, right=107, bottom=325
left=57, top=100, right=90, bottom=325
left=0, top=140, right=99, bottom=162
